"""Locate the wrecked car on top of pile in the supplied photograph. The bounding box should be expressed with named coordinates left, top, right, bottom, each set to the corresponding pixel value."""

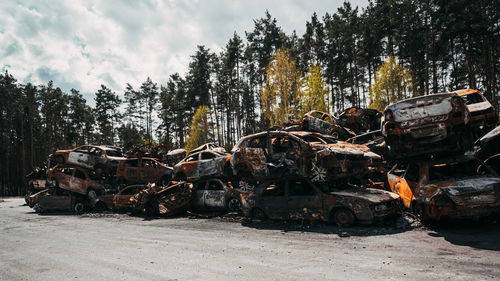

left=230, top=130, right=381, bottom=189
left=302, top=110, right=355, bottom=140
left=335, top=107, right=381, bottom=135
left=191, top=178, right=242, bottom=212
left=50, top=145, right=126, bottom=175
left=387, top=154, right=500, bottom=221
left=240, top=177, right=399, bottom=226
left=452, top=89, right=498, bottom=137
left=115, top=157, right=172, bottom=186
left=382, top=93, right=473, bottom=159
left=166, top=148, right=187, bottom=166
left=172, top=143, right=231, bottom=182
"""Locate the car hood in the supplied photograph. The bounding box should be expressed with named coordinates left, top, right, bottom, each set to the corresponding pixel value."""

left=313, top=142, right=381, bottom=160
left=386, top=94, right=453, bottom=122
left=421, top=176, right=500, bottom=205
left=329, top=188, right=399, bottom=204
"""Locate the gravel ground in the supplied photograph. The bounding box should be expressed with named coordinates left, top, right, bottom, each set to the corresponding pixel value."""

left=0, top=198, right=499, bottom=281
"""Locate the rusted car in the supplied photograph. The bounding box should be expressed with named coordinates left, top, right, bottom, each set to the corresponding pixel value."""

left=240, top=177, right=399, bottom=226
left=47, top=164, right=115, bottom=205
left=230, top=130, right=381, bottom=189
left=382, top=93, right=472, bottom=159
left=28, top=188, right=86, bottom=213
left=302, top=110, right=355, bottom=140
left=112, top=184, right=146, bottom=210
left=115, top=157, right=172, bottom=186
left=173, top=144, right=231, bottom=181
left=452, top=89, right=498, bottom=136
left=387, top=155, right=500, bottom=221
left=50, top=145, right=126, bottom=175
left=191, top=179, right=241, bottom=212
left=336, top=107, right=381, bottom=134
left=475, top=126, right=500, bottom=174
left=130, top=182, right=194, bottom=216
left=25, top=166, right=49, bottom=203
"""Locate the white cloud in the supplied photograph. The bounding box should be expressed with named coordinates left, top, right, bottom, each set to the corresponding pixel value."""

left=0, top=0, right=368, bottom=105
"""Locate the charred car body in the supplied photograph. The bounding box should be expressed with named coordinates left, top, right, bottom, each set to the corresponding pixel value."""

left=131, top=182, right=194, bottom=216
left=115, top=157, right=172, bottom=186
left=173, top=143, right=231, bottom=182
left=28, top=188, right=86, bottom=213
left=50, top=145, right=126, bottom=175
left=387, top=155, right=500, bottom=221
left=336, top=107, right=381, bottom=134
left=302, top=110, right=355, bottom=140
left=113, top=184, right=146, bottom=211
left=191, top=179, right=241, bottom=212
left=240, top=177, right=399, bottom=226
left=382, top=93, right=472, bottom=159
left=230, top=130, right=381, bottom=188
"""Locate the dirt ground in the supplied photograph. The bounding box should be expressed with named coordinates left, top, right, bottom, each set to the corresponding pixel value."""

left=1, top=198, right=499, bottom=281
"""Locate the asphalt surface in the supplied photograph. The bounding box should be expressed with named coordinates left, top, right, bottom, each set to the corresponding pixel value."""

left=1, top=198, right=499, bottom=281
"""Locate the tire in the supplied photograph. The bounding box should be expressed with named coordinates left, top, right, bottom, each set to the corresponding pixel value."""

left=332, top=208, right=355, bottom=226
left=33, top=203, right=43, bottom=213
left=74, top=202, right=85, bottom=213
left=227, top=198, right=241, bottom=213
left=251, top=208, right=266, bottom=222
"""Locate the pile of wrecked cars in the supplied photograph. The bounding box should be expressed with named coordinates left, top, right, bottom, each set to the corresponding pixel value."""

left=25, top=88, right=500, bottom=226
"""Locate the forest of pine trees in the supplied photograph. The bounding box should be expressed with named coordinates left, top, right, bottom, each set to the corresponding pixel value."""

left=1, top=0, right=499, bottom=195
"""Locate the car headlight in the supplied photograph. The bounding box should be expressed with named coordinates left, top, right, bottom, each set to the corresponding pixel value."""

left=374, top=204, right=387, bottom=212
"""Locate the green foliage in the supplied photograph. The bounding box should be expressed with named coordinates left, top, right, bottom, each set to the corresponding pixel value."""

left=261, top=48, right=302, bottom=127
left=94, top=85, right=121, bottom=145
left=184, top=106, right=214, bottom=152
left=299, top=63, right=329, bottom=115
left=369, top=57, right=412, bottom=111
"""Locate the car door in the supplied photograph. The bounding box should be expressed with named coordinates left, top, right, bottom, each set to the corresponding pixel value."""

left=197, top=152, right=221, bottom=179
left=192, top=182, right=206, bottom=208
left=238, top=135, right=268, bottom=177
left=181, top=154, right=200, bottom=180
left=286, top=179, right=323, bottom=220
left=68, top=146, right=92, bottom=168
left=203, top=180, right=226, bottom=209
left=387, top=164, right=414, bottom=208
left=256, top=181, right=288, bottom=219
left=140, top=159, right=158, bottom=183
left=268, top=134, right=303, bottom=176
left=114, top=186, right=139, bottom=208
left=124, top=159, right=139, bottom=183
left=69, top=168, right=88, bottom=195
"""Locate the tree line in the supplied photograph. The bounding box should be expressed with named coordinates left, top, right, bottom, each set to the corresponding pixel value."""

left=1, top=0, right=498, bottom=195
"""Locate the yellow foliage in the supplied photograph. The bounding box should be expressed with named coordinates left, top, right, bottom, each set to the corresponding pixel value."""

left=369, top=56, right=412, bottom=111
left=185, top=105, right=213, bottom=152
left=300, top=63, right=328, bottom=115
left=261, top=48, right=302, bottom=127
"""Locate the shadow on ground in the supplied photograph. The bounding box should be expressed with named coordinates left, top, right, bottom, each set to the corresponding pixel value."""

left=426, top=216, right=500, bottom=251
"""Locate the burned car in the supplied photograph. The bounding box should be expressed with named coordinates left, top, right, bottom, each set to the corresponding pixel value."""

left=452, top=89, right=498, bottom=136
left=172, top=144, right=231, bottom=182
left=50, top=145, right=126, bottom=175
left=230, top=130, right=381, bottom=189
left=28, top=188, right=86, bottom=213
left=382, top=93, right=472, bottom=159
left=47, top=164, right=115, bottom=206
left=336, top=107, right=381, bottom=134
left=115, top=157, right=172, bottom=186
left=166, top=148, right=187, bottom=166
left=130, top=182, right=194, bottom=216
left=25, top=166, right=49, bottom=203
left=191, top=179, right=241, bottom=212
left=387, top=155, right=500, bottom=221
left=240, top=177, right=399, bottom=226
left=302, top=110, right=355, bottom=140
left=113, top=184, right=146, bottom=211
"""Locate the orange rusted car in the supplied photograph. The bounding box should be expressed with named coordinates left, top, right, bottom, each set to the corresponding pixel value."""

left=47, top=164, right=114, bottom=204
left=387, top=155, right=500, bottom=221
left=115, top=157, right=172, bottom=186
left=112, top=184, right=146, bottom=210
left=50, top=145, right=126, bottom=175
left=172, top=144, right=231, bottom=182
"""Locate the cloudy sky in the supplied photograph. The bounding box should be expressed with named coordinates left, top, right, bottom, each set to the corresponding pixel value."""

left=0, top=0, right=367, bottom=103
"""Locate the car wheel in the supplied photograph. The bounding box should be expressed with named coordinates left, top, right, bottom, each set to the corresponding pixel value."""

left=33, top=203, right=43, bottom=213
left=251, top=208, right=266, bottom=222
left=227, top=198, right=241, bottom=212
left=74, top=202, right=85, bottom=213
left=332, top=208, right=355, bottom=226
